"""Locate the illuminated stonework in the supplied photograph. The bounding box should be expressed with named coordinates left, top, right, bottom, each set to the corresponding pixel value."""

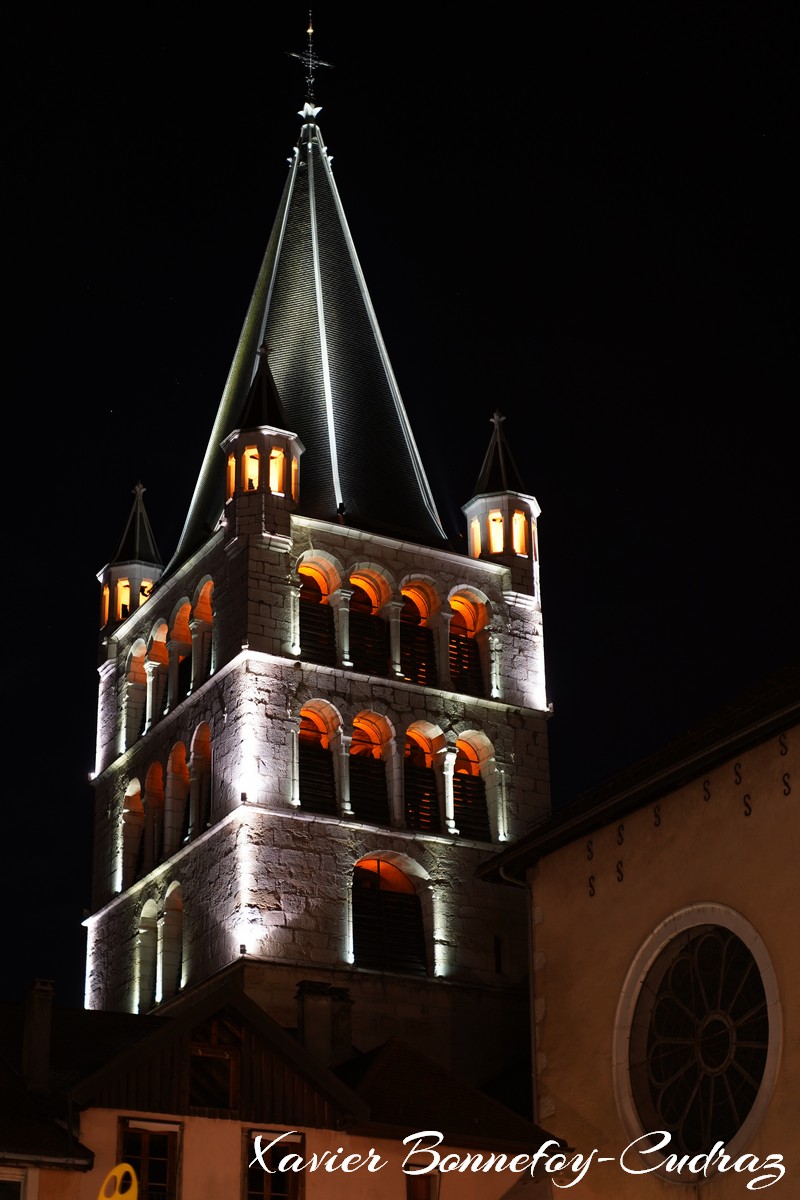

left=85, top=105, right=549, bottom=1084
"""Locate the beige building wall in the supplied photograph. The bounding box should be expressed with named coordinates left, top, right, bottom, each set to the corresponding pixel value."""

left=530, top=724, right=800, bottom=1196
left=75, top=1109, right=558, bottom=1199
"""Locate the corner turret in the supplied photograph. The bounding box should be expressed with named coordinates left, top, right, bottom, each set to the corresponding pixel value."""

left=97, top=483, right=162, bottom=639
left=462, top=412, right=541, bottom=597
left=220, top=341, right=305, bottom=544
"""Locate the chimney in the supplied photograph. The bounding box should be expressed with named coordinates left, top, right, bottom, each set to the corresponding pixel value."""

left=22, top=979, right=54, bottom=1093
left=296, top=981, right=353, bottom=1067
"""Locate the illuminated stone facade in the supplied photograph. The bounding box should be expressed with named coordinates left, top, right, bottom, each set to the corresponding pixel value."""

left=85, top=105, right=550, bottom=1086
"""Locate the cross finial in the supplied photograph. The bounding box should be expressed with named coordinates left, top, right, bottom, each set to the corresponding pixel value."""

left=491, top=410, right=506, bottom=429
left=289, top=11, right=333, bottom=105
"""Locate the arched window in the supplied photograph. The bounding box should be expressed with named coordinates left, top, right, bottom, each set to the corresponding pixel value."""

left=400, top=590, right=438, bottom=687
left=160, top=882, right=184, bottom=1001
left=298, top=704, right=338, bottom=816
left=136, top=899, right=158, bottom=1013
left=448, top=593, right=488, bottom=698
left=403, top=729, right=441, bottom=832
left=349, top=713, right=391, bottom=825
left=146, top=622, right=169, bottom=727
left=191, top=579, right=214, bottom=688
left=453, top=738, right=491, bottom=841
left=189, top=722, right=212, bottom=835
left=298, top=565, right=336, bottom=667
left=142, top=763, right=165, bottom=874
left=170, top=602, right=192, bottom=705
left=165, top=743, right=190, bottom=855
left=348, top=581, right=391, bottom=677
left=352, top=857, right=427, bottom=975
left=124, top=641, right=147, bottom=749
left=122, top=780, right=144, bottom=887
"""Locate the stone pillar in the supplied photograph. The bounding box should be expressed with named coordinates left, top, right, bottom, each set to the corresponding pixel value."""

left=431, top=609, right=453, bottom=690
left=334, top=730, right=353, bottom=817
left=442, top=747, right=458, bottom=834
left=329, top=587, right=353, bottom=668
left=288, top=573, right=302, bottom=656
left=383, top=599, right=405, bottom=679
left=484, top=627, right=502, bottom=700
left=189, top=617, right=211, bottom=692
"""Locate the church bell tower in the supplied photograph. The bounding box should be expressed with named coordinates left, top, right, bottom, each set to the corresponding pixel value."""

left=85, top=60, right=550, bottom=1085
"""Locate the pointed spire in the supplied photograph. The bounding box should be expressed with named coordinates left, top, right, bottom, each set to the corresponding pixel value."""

left=473, top=411, right=529, bottom=497
left=167, top=84, right=445, bottom=575
left=113, top=482, right=162, bottom=566
left=238, top=339, right=290, bottom=432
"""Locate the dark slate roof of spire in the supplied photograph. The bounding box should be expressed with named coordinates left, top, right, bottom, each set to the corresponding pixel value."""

left=238, top=339, right=291, bottom=432
left=472, top=410, right=529, bottom=496
left=167, top=105, right=446, bottom=575
left=113, top=482, right=162, bottom=566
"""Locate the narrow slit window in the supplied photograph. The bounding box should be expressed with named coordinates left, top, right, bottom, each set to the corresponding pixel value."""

left=117, top=579, right=131, bottom=620
left=226, top=453, right=236, bottom=499
left=291, top=454, right=298, bottom=501
left=242, top=446, right=259, bottom=492
left=269, top=447, right=285, bottom=494
left=488, top=510, right=504, bottom=554
left=512, top=510, right=528, bottom=555
left=102, top=584, right=110, bottom=626
left=469, top=517, right=481, bottom=557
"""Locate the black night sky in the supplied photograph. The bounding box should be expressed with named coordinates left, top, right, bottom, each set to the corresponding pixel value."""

left=2, top=7, right=796, bottom=1006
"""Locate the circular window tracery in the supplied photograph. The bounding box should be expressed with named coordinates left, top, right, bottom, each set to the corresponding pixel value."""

left=629, top=924, right=769, bottom=1156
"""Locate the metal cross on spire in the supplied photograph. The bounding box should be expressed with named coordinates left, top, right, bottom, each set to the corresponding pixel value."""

left=289, top=12, right=333, bottom=104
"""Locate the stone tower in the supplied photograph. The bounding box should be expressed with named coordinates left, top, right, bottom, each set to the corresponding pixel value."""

left=85, top=95, right=550, bottom=1085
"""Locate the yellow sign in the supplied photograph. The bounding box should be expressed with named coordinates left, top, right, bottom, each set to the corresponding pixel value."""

left=97, top=1162, right=138, bottom=1200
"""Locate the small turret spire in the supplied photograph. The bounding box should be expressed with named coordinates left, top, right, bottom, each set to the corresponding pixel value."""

left=473, top=410, right=529, bottom=496
left=113, top=482, right=162, bottom=566
left=289, top=12, right=333, bottom=106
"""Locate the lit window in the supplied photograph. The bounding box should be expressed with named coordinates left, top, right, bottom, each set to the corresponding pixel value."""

left=227, top=453, right=236, bottom=499
left=269, top=447, right=285, bottom=494
left=512, top=510, right=528, bottom=555
left=117, top=579, right=131, bottom=620
left=139, top=580, right=153, bottom=606
left=469, top=518, right=481, bottom=557
left=119, top=1119, right=180, bottom=1199
left=291, top=455, right=298, bottom=500
left=487, top=510, right=504, bottom=554
left=242, top=446, right=259, bottom=492
left=101, top=584, right=110, bottom=626
left=247, top=1131, right=304, bottom=1200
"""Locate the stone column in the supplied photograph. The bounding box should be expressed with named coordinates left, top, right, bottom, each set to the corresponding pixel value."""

left=383, top=599, right=405, bottom=679
left=335, top=731, right=353, bottom=817
left=442, top=747, right=458, bottom=834
left=329, top=587, right=354, bottom=668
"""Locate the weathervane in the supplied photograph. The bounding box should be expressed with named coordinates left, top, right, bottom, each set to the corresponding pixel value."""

left=289, top=11, right=333, bottom=104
